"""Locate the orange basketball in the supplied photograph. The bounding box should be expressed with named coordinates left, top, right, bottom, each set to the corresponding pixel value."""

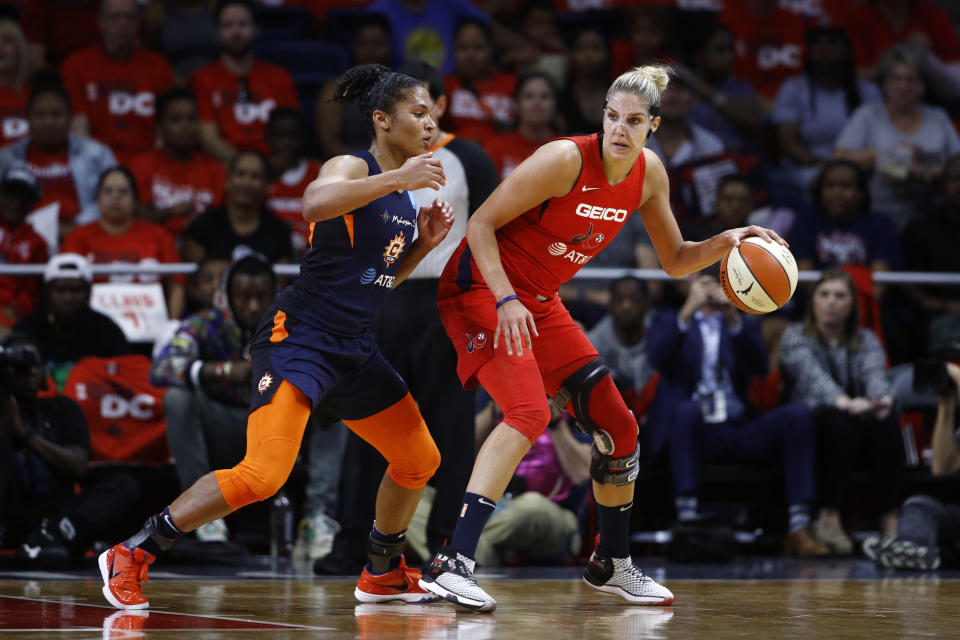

left=719, top=237, right=798, bottom=314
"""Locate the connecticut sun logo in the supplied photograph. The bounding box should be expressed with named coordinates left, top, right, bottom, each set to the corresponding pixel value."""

left=383, top=233, right=406, bottom=267
left=257, top=372, right=273, bottom=394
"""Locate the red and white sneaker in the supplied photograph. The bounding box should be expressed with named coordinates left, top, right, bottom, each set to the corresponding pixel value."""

left=98, top=544, right=156, bottom=609
left=354, top=555, right=441, bottom=604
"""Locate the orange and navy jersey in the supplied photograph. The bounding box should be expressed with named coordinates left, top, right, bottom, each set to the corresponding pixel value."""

left=60, top=45, right=175, bottom=164
left=273, top=150, right=417, bottom=337
left=441, top=133, right=645, bottom=300
left=0, top=82, right=30, bottom=145
left=60, top=218, right=184, bottom=284
left=189, top=59, right=299, bottom=154
left=268, top=158, right=322, bottom=252
left=129, top=149, right=227, bottom=238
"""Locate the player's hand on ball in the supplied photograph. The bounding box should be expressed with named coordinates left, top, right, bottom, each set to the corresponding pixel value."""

left=722, top=225, right=788, bottom=248
left=396, top=152, right=446, bottom=191
left=417, top=199, right=454, bottom=249
left=494, top=299, right=539, bottom=357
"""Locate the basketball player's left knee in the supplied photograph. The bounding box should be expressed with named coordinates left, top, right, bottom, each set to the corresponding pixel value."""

left=558, top=360, right=638, bottom=458
left=215, top=438, right=300, bottom=509
left=386, top=420, right=441, bottom=490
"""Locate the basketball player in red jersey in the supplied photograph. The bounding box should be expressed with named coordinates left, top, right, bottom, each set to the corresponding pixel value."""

left=420, top=65, right=786, bottom=611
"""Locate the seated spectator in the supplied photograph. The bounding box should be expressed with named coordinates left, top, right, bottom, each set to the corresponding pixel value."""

left=471, top=397, right=591, bottom=567
left=587, top=277, right=654, bottom=409
left=719, top=0, right=806, bottom=105
left=184, top=256, right=228, bottom=317
left=129, top=88, right=227, bottom=240
left=645, top=271, right=827, bottom=555
left=780, top=268, right=903, bottom=554
left=510, top=0, right=566, bottom=81
left=794, top=161, right=901, bottom=277
left=19, top=0, right=99, bottom=70
left=0, top=164, right=47, bottom=336
left=182, top=150, right=294, bottom=264
left=610, top=7, right=673, bottom=77
left=315, top=13, right=391, bottom=160
left=484, top=71, right=556, bottom=182
left=140, top=0, right=218, bottom=83
left=773, top=28, right=881, bottom=192
left=189, top=0, right=299, bottom=163
left=681, top=22, right=763, bottom=154
left=834, top=45, right=960, bottom=231
left=0, top=19, right=33, bottom=147
left=844, top=0, right=960, bottom=102
left=0, top=83, right=116, bottom=239
left=150, top=254, right=275, bottom=542
left=0, top=333, right=138, bottom=566
left=368, top=0, right=490, bottom=74
left=61, top=0, right=174, bottom=166
left=646, top=76, right=724, bottom=168
left=60, top=167, right=186, bottom=319
left=557, top=26, right=610, bottom=136
left=864, top=362, right=960, bottom=570
left=265, top=108, right=321, bottom=255
left=901, top=154, right=960, bottom=355
left=12, top=253, right=130, bottom=385
left=443, top=18, right=516, bottom=144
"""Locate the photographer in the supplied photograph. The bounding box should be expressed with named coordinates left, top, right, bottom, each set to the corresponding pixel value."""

left=865, top=363, right=960, bottom=571
left=0, top=334, right=137, bottom=566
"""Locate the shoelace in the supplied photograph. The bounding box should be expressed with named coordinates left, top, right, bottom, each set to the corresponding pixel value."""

left=118, top=556, right=151, bottom=593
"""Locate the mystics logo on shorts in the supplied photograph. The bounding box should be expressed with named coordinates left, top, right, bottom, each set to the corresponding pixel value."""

left=465, top=331, right=488, bottom=353
left=383, top=233, right=406, bottom=268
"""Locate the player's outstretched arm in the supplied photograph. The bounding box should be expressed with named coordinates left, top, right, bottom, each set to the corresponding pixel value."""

left=302, top=152, right=446, bottom=223
left=466, top=139, right=581, bottom=356
left=639, top=150, right=786, bottom=279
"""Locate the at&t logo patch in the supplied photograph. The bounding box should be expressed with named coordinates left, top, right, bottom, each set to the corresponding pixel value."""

left=547, top=242, right=567, bottom=256
left=360, top=268, right=377, bottom=284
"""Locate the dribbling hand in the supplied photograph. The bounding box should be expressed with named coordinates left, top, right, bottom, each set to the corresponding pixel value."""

left=494, top=299, right=539, bottom=357
left=395, top=153, right=445, bottom=191
left=721, top=225, right=788, bottom=248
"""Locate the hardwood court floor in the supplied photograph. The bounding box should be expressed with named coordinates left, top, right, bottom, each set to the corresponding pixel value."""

left=0, top=560, right=955, bottom=639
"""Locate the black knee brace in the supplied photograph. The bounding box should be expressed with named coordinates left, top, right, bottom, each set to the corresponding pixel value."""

left=590, top=443, right=640, bottom=486
left=554, top=357, right=616, bottom=454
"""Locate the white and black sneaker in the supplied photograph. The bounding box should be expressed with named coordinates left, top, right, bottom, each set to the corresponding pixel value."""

left=861, top=534, right=894, bottom=563
left=583, top=551, right=675, bottom=605
left=876, top=539, right=941, bottom=571
left=418, top=545, right=497, bottom=612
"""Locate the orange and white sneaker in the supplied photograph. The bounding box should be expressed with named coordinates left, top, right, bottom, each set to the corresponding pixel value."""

left=98, top=544, right=156, bottom=609
left=354, top=555, right=442, bottom=604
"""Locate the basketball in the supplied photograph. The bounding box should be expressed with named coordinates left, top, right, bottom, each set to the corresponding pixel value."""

left=719, top=237, right=798, bottom=314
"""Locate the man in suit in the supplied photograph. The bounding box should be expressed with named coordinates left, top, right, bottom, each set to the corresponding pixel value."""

left=645, top=271, right=827, bottom=555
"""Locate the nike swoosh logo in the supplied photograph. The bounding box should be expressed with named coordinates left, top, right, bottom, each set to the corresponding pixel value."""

left=478, top=498, right=497, bottom=509
left=619, top=505, right=632, bottom=511
left=110, top=570, right=122, bottom=579
left=581, top=186, right=600, bottom=191
left=380, top=580, right=408, bottom=591
left=23, top=545, right=40, bottom=559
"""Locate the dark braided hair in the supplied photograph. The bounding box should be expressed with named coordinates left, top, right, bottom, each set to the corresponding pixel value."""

left=332, top=64, right=423, bottom=136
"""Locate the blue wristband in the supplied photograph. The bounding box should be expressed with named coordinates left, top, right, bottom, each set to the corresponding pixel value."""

left=495, top=294, right=519, bottom=309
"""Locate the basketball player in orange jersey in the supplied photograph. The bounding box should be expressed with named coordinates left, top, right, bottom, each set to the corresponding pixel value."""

left=98, top=64, right=457, bottom=609
left=420, top=65, right=787, bottom=611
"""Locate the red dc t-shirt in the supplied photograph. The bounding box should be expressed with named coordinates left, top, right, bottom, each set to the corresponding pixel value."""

left=720, top=3, right=806, bottom=98
left=484, top=131, right=546, bottom=182
left=25, top=145, right=80, bottom=223
left=443, top=73, right=516, bottom=143
left=0, top=219, right=49, bottom=326
left=843, top=1, right=960, bottom=68
left=61, top=45, right=175, bottom=166
left=189, top=59, right=299, bottom=154
left=60, top=218, right=183, bottom=284
left=0, top=82, right=30, bottom=146
left=129, top=149, right=227, bottom=239
left=268, top=158, right=321, bottom=252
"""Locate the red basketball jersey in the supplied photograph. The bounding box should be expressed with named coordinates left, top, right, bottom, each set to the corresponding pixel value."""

left=447, top=134, right=645, bottom=298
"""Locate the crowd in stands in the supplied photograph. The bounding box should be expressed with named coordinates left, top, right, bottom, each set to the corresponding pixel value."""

left=2, top=0, right=960, bottom=571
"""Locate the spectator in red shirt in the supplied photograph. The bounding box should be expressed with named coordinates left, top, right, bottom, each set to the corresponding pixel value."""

left=61, top=0, right=175, bottom=166
left=0, top=83, right=117, bottom=239
left=0, top=19, right=32, bottom=147
left=61, top=167, right=186, bottom=319
left=19, top=0, right=99, bottom=70
left=189, top=0, right=299, bottom=163
left=443, top=18, right=516, bottom=144
left=0, top=164, right=48, bottom=336
left=129, top=88, right=227, bottom=241
left=265, top=108, right=320, bottom=256
left=484, top=70, right=557, bottom=182
left=720, top=0, right=806, bottom=102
